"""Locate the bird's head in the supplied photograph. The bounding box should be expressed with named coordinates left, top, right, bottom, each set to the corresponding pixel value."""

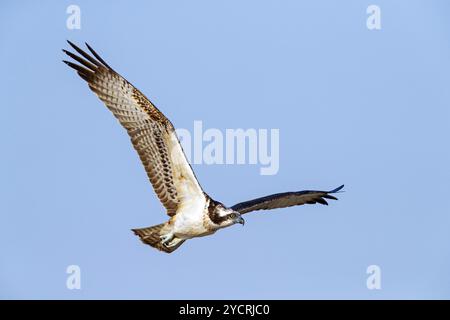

left=211, top=203, right=245, bottom=228
left=225, top=209, right=245, bottom=226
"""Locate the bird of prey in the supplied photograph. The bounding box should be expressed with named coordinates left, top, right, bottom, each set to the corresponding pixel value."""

left=63, top=41, right=344, bottom=253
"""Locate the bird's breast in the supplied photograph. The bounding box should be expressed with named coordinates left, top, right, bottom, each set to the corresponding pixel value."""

left=172, top=195, right=214, bottom=239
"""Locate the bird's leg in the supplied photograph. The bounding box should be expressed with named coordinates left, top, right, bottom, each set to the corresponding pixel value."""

left=165, top=237, right=183, bottom=248
left=159, top=232, right=174, bottom=246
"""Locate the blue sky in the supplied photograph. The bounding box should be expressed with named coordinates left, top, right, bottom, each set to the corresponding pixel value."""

left=1, top=0, right=450, bottom=299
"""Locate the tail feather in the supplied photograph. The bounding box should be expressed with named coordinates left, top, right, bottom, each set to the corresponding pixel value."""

left=132, top=223, right=185, bottom=253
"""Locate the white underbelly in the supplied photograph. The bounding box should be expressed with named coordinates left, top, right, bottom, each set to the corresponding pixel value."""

left=172, top=196, right=211, bottom=239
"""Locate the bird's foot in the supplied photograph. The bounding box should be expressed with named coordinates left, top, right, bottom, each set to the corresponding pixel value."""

left=160, top=233, right=174, bottom=246
left=165, top=239, right=182, bottom=248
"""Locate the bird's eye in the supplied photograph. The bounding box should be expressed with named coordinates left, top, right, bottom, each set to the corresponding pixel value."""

left=230, top=213, right=236, bottom=218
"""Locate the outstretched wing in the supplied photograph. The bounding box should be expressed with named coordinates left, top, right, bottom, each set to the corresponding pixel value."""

left=63, top=41, right=205, bottom=216
left=231, top=185, right=344, bottom=215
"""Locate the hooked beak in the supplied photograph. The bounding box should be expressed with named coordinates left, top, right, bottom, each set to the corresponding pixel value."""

left=235, top=214, right=245, bottom=226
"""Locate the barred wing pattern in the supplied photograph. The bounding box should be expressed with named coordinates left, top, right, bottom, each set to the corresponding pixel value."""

left=63, top=41, right=204, bottom=216
left=231, top=185, right=344, bottom=215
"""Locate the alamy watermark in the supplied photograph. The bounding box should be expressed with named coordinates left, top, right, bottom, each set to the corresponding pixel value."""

left=66, top=265, right=81, bottom=290
left=66, top=5, right=81, bottom=30
left=366, top=5, right=381, bottom=30
left=366, top=265, right=381, bottom=290
left=176, top=121, right=279, bottom=175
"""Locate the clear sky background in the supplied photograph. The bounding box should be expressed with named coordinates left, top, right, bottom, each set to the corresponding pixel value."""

left=1, top=0, right=450, bottom=299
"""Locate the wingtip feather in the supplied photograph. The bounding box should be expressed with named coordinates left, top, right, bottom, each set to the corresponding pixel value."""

left=330, top=184, right=344, bottom=193
left=85, top=42, right=112, bottom=69
left=67, top=40, right=79, bottom=51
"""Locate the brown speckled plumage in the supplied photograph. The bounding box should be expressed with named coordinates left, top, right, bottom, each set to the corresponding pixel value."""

left=63, top=41, right=201, bottom=217
left=63, top=41, right=344, bottom=254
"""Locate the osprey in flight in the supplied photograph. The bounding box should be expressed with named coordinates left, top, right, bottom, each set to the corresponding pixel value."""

left=63, top=41, right=344, bottom=253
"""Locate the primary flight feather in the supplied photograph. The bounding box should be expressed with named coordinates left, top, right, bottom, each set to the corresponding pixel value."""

left=63, top=41, right=344, bottom=253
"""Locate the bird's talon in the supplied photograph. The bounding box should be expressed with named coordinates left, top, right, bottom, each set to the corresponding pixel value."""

left=159, top=233, right=174, bottom=245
